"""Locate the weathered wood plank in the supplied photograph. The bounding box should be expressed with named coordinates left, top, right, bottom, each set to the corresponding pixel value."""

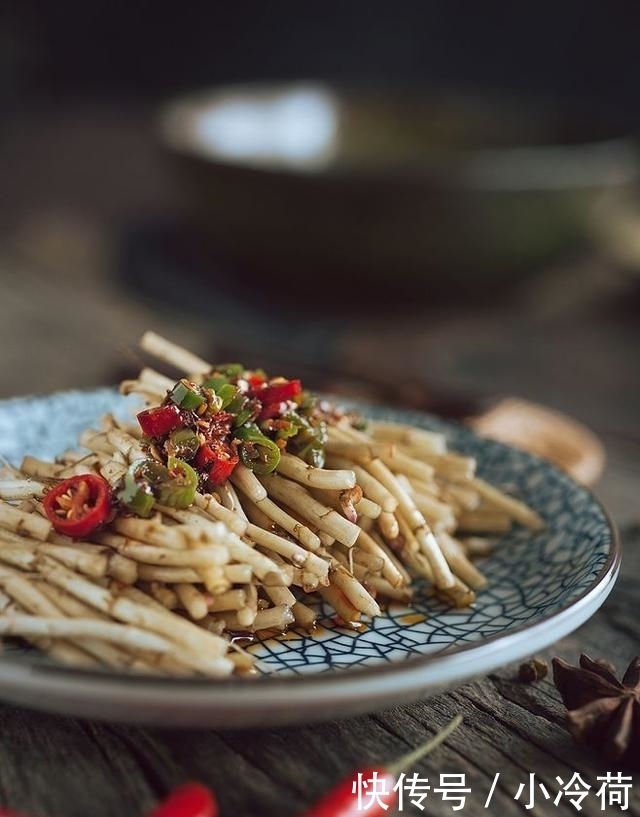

left=0, top=709, right=156, bottom=817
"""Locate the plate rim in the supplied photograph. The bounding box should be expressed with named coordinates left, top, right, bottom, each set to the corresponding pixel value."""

left=0, top=388, right=620, bottom=725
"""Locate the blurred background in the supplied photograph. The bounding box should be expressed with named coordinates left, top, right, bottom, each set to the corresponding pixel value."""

left=1, top=1, right=639, bottom=518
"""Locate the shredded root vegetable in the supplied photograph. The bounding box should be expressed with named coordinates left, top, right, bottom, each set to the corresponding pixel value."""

left=0, top=332, right=543, bottom=677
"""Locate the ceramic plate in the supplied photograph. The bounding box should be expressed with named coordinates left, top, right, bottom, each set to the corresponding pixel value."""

left=0, top=389, right=619, bottom=727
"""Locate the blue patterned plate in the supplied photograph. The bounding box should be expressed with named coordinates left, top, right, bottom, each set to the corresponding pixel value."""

left=0, top=389, right=619, bottom=727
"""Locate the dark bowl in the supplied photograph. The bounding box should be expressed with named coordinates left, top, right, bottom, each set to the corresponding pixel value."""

left=158, top=82, right=640, bottom=293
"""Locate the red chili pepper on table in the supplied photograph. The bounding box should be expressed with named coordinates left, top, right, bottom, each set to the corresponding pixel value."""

left=144, top=783, right=217, bottom=817
left=0, top=783, right=218, bottom=817
left=42, top=473, right=112, bottom=538
left=297, top=714, right=462, bottom=817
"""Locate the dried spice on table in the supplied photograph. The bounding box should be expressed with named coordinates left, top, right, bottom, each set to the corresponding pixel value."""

left=518, top=657, right=548, bottom=683
left=552, top=653, right=640, bottom=770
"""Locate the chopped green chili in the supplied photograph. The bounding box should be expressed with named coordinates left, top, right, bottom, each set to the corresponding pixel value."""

left=170, top=380, right=206, bottom=411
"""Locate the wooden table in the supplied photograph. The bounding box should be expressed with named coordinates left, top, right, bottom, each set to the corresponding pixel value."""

left=0, top=103, right=638, bottom=816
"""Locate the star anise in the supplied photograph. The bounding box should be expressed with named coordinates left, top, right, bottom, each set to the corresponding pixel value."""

left=552, top=653, right=640, bottom=770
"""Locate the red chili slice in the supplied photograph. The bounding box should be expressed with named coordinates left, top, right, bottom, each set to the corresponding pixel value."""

left=137, top=404, right=183, bottom=437
left=253, top=379, right=302, bottom=404
left=42, top=474, right=112, bottom=538
left=195, top=442, right=239, bottom=486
